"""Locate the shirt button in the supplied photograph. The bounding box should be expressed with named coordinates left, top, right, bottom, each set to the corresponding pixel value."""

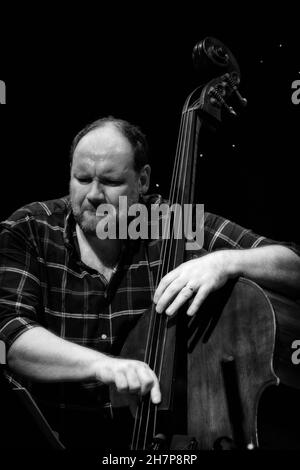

left=101, top=334, right=107, bottom=340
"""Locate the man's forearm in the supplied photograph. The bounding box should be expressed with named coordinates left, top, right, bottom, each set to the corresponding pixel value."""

left=6, top=326, right=162, bottom=404
left=7, top=326, right=103, bottom=382
left=224, top=245, right=300, bottom=298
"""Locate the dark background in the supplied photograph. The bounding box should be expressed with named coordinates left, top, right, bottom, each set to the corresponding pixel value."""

left=0, top=12, right=299, bottom=450
left=0, top=21, right=299, bottom=246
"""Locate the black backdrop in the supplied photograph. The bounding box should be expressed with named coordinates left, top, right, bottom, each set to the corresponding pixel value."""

left=0, top=26, right=299, bottom=246
left=0, top=14, right=300, bottom=451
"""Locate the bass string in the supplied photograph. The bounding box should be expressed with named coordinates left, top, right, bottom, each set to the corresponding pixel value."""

left=131, top=116, right=185, bottom=449
left=132, top=103, right=197, bottom=449
left=166, top=108, right=196, bottom=276
left=156, top=90, right=195, bottom=285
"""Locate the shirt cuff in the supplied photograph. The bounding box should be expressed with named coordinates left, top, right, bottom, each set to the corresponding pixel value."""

left=0, top=317, right=41, bottom=351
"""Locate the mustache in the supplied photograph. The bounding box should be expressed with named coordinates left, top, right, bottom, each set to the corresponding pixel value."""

left=82, top=206, right=119, bottom=217
left=82, top=205, right=98, bottom=213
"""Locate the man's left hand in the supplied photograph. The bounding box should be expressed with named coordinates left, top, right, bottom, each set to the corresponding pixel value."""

left=153, top=251, right=231, bottom=317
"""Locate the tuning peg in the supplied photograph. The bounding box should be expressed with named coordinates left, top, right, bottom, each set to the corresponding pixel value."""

left=225, top=72, right=248, bottom=107
left=222, top=101, right=237, bottom=116
left=234, top=89, right=248, bottom=107
left=209, top=87, right=237, bottom=116
left=225, top=104, right=237, bottom=116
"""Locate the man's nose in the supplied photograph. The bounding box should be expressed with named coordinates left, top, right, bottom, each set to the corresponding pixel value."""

left=86, top=181, right=105, bottom=207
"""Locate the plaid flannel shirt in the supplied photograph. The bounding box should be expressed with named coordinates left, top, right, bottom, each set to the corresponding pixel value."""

left=0, top=194, right=299, bottom=411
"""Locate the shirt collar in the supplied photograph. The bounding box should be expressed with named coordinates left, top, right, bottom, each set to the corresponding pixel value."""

left=63, top=198, right=80, bottom=256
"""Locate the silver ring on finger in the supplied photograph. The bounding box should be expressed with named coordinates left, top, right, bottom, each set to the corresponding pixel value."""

left=183, top=284, right=194, bottom=294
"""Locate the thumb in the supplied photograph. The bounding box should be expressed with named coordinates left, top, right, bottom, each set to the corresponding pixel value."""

left=128, top=396, right=139, bottom=417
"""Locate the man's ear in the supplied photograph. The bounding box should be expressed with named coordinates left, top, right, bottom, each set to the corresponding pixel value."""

left=138, top=165, right=151, bottom=194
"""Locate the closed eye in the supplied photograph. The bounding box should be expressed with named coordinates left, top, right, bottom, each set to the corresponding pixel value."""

left=100, top=178, right=124, bottom=186
left=75, top=176, right=124, bottom=186
left=76, top=177, right=92, bottom=184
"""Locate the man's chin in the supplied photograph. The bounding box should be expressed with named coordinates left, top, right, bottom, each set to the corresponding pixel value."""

left=76, top=213, right=99, bottom=235
left=74, top=210, right=119, bottom=238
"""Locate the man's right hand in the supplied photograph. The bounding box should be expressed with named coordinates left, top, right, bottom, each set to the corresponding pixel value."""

left=93, top=356, right=161, bottom=405
left=7, top=327, right=161, bottom=405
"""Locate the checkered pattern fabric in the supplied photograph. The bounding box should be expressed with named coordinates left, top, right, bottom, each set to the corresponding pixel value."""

left=0, top=195, right=299, bottom=409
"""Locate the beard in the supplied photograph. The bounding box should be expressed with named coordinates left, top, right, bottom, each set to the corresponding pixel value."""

left=72, top=204, right=121, bottom=238
left=70, top=192, right=140, bottom=238
left=72, top=205, right=102, bottom=235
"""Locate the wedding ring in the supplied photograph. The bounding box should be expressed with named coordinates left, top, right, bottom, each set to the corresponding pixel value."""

left=184, top=285, right=194, bottom=293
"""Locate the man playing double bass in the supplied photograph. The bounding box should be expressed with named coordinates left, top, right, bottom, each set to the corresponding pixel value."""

left=0, top=116, right=299, bottom=449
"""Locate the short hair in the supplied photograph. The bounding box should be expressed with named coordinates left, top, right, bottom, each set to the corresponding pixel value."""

left=69, top=116, right=149, bottom=172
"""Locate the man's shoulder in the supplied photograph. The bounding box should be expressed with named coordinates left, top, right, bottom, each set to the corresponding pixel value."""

left=142, top=193, right=166, bottom=207
left=142, top=195, right=226, bottom=228
left=1, top=196, right=71, bottom=228
left=204, top=211, right=226, bottom=226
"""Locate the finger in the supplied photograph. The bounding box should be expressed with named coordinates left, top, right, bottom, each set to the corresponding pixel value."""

left=128, top=396, right=139, bottom=417
left=137, top=365, right=155, bottom=396
left=115, top=371, right=129, bottom=393
left=137, top=367, right=161, bottom=404
left=186, top=285, right=211, bottom=316
left=153, top=268, right=179, bottom=304
left=155, top=278, right=186, bottom=314
left=149, top=372, right=161, bottom=405
left=126, top=367, right=142, bottom=394
left=165, top=284, right=195, bottom=316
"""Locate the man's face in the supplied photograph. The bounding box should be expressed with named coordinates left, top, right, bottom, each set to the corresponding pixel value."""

left=70, top=123, right=149, bottom=236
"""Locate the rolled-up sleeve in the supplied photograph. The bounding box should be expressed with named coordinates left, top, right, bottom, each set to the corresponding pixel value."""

left=204, top=212, right=300, bottom=257
left=0, top=221, right=42, bottom=349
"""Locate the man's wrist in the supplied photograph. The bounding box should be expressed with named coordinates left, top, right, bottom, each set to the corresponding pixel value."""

left=218, top=249, right=244, bottom=280
left=88, top=352, right=114, bottom=383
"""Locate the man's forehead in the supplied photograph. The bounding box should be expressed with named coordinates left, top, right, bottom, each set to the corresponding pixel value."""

left=74, top=158, right=128, bottom=175
left=74, top=123, right=133, bottom=157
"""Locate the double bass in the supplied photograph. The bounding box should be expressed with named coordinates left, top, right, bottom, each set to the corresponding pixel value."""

left=111, top=37, right=300, bottom=450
